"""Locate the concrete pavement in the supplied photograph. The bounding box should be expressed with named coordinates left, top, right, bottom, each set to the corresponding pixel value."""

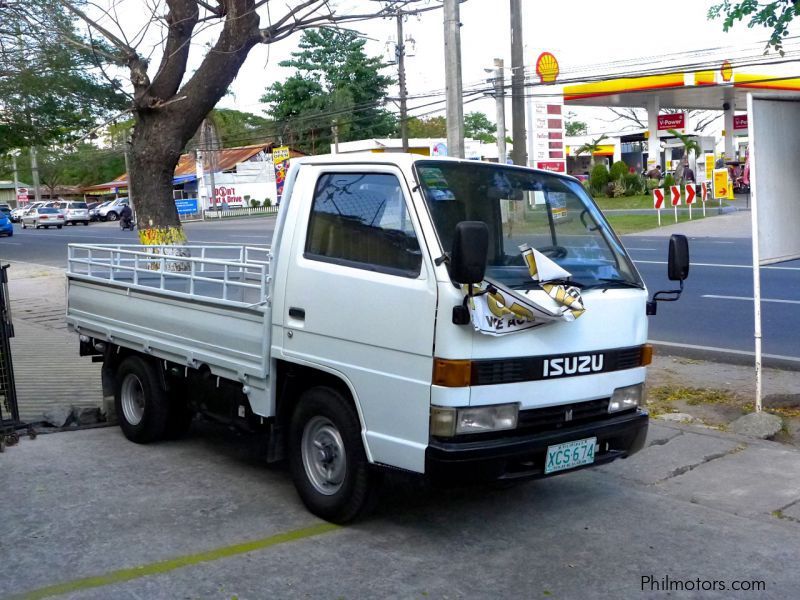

left=1, top=420, right=798, bottom=599
left=6, top=261, right=102, bottom=423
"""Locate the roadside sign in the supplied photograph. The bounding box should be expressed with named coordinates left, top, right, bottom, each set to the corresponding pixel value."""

left=670, top=185, right=681, bottom=206
left=713, top=168, right=729, bottom=199
left=17, top=187, right=28, bottom=194
left=685, top=184, right=696, bottom=205
left=704, top=154, right=715, bottom=181
left=16, top=194, right=28, bottom=203
left=700, top=182, right=709, bottom=202
left=653, top=188, right=665, bottom=209
left=175, top=198, right=199, bottom=215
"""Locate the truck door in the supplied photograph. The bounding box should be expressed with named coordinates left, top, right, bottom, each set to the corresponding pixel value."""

left=280, top=165, right=438, bottom=473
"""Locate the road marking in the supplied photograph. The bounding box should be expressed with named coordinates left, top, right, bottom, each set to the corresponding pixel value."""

left=635, top=260, right=800, bottom=271
left=13, top=522, right=338, bottom=600
left=650, top=339, right=800, bottom=365
left=624, top=247, right=658, bottom=251
left=702, top=294, right=800, bottom=305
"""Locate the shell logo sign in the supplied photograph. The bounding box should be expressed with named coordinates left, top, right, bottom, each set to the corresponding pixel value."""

left=721, top=60, right=733, bottom=83
left=535, top=52, right=559, bottom=84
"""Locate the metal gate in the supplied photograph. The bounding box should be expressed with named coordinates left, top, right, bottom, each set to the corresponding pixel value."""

left=0, top=264, right=30, bottom=451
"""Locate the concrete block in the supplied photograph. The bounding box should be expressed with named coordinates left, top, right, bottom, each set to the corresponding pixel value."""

left=730, top=411, right=783, bottom=440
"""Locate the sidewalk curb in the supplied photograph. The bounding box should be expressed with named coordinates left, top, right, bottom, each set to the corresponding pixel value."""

left=650, top=339, right=800, bottom=372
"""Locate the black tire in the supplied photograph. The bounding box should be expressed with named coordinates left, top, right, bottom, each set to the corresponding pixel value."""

left=107, top=211, right=118, bottom=221
left=115, top=355, right=170, bottom=443
left=83, top=221, right=89, bottom=226
left=288, top=386, right=376, bottom=523
left=57, top=225, right=62, bottom=229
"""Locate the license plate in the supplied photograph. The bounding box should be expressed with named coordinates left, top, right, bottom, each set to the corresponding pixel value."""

left=544, top=437, right=597, bottom=474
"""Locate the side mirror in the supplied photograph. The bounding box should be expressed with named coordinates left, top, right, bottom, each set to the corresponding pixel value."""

left=449, top=221, right=488, bottom=284
left=667, top=234, right=690, bottom=281
left=647, top=234, right=690, bottom=316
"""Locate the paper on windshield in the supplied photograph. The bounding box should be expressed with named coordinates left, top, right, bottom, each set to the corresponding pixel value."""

left=465, top=244, right=586, bottom=336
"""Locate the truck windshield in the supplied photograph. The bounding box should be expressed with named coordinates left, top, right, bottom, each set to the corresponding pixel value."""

left=415, top=161, right=642, bottom=290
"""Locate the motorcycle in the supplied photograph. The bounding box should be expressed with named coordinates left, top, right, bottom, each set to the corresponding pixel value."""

left=120, top=215, right=135, bottom=231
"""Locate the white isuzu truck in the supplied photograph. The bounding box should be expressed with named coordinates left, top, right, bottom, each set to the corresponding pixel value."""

left=66, top=154, right=689, bottom=522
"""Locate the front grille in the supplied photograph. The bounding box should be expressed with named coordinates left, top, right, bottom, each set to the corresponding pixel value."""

left=471, top=345, right=645, bottom=386
left=517, top=398, right=610, bottom=434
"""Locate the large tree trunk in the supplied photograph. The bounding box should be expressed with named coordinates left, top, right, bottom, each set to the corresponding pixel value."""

left=126, top=0, right=261, bottom=257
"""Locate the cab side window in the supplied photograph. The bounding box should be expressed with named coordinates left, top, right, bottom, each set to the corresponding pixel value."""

left=305, top=173, right=422, bottom=277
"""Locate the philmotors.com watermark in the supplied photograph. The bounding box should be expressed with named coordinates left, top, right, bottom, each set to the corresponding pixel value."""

left=641, top=575, right=766, bottom=593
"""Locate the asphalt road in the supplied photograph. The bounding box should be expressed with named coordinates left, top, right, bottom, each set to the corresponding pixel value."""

left=1, top=216, right=797, bottom=363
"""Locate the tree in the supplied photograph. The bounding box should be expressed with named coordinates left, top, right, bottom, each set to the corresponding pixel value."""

left=406, top=116, right=447, bottom=138
left=667, top=128, right=701, bottom=183
left=565, top=112, right=588, bottom=136
left=0, top=2, right=127, bottom=153
left=262, top=28, right=396, bottom=154
left=574, top=134, right=608, bottom=168
left=3, top=1, right=421, bottom=252
left=708, top=1, right=800, bottom=52
left=464, top=112, right=497, bottom=143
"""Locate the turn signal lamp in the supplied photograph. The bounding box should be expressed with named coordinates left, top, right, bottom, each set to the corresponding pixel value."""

left=641, top=344, right=653, bottom=366
left=432, top=358, right=472, bottom=387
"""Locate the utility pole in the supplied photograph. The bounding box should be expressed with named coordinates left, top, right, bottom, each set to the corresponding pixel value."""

left=29, top=146, right=42, bottom=204
left=444, top=0, right=464, bottom=158
left=492, top=58, right=507, bottom=165
left=124, top=138, right=134, bottom=213
left=201, top=119, right=218, bottom=209
left=396, top=11, right=409, bottom=152
left=331, top=120, right=340, bottom=154
left=509, top=0, right=527, bottom=166
left=11, top=155, right=20, bottom=206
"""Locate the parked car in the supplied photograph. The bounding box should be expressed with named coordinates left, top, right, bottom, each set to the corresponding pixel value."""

left=0, top=204, right=11, bottom=218
left=98, top=197, right=129, bottom=221
left=0, top=212, right=13, bottom=237
left=87, top=201, right=104, bottom=221
left=21, top=207, right=64, bottom=229
left=59, top=201, right=90, bottom=226
left=10, top=202, right=41, bottom=223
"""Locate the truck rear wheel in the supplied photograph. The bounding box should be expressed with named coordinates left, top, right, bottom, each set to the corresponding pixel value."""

left=115, top=356, right=169, bottom=443
left=289, top=386, right=375, bottom=523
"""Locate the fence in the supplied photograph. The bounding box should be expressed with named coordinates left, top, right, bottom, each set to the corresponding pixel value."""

left=204, top=205, right=279, bottom=219
left=0, top=264, right=22, bottom=450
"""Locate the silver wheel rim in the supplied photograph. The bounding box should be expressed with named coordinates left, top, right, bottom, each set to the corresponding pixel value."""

left=120, top=373, right=145, bottom=426
left=301, top=416, right=346, bottom=496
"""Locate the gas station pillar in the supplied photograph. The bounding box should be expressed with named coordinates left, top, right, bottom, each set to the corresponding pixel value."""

left=647, top=96, right=660, bottom=169
left=724, top=102, right=735, bottom=161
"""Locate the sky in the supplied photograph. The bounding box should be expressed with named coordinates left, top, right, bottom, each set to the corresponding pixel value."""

left=87, top=0, right=800, bottom=136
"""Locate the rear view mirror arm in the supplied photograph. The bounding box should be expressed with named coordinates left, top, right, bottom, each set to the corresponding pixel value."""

left=646, top=280, right=684, bottom=316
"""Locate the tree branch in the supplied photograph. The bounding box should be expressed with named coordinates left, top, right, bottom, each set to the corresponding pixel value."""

left=148, top=0, right=199, bottom=101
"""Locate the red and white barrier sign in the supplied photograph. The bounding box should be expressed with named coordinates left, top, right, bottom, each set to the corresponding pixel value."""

left=685, top=184, right=696, bottom=205
left=653, top=188, right=665, bottom=209
left=670, top=185, right=681, bottom=206
left=700, top=182, right=709, bottom=202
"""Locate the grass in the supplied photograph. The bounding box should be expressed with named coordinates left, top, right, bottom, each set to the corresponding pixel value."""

left=605, top=211, right=709, bottom=235
left=593, top=194, right=653, bottom=210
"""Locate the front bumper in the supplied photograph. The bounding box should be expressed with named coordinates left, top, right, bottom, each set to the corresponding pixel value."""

left=426, top=409, right=648, bottom=482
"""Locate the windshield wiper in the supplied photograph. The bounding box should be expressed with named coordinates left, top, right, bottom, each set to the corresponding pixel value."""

left=510, top=278, right=585, bottom=291
left=583, top=278, right=644, bottom=290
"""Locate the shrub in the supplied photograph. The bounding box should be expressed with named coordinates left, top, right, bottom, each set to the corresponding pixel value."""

left=609, top=160, right=629, bottom=182
left=623, top=173, right=644, bottom=195
left=590, top=164, right=609, bottom=195
left=263, top=198, right=272, bottom=207
left=646, top=178, right=661, bottom=192
left=250, top=199, right=260, bottom=207
left=607, top=179, right=626, bottom=198
left=663, top=173, right=676, bottom=188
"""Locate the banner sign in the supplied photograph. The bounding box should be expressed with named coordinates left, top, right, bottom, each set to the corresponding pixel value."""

left=272, top=146, right=291, bottom=202
left=175, top=198, right=199, bottom=215
left=466, top=244, right=585, bottom=336
left=734, top=114, right=748, bottom=133
left=658, top=113, right=686, bottom=133
left=704, top=153, right=715, bottom=181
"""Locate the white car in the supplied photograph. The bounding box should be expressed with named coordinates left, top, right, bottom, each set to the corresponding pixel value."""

left=98, top=197, right=129, bottom=221
left=11, top=203, right=42, bottom=223
left=21, top=207, right=64, bottom=229
left=58, top=201, right=90, bottom=226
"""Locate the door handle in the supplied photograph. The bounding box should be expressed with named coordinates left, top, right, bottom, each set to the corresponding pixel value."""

left=288, top=307, right=305, bottom=320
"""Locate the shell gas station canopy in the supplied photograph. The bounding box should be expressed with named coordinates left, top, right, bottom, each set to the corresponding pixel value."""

left=562, top=63, right=800, bottom=166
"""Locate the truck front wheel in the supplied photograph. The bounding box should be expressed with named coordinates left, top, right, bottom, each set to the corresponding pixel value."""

left=289, top=386, right=376, bottom=523
left=115, top=356, right=170, bottom=443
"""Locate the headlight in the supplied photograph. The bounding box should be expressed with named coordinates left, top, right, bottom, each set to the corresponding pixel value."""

left=431, top=403, right=519, bottom=437
left=608, top=383, right=643, bottom=413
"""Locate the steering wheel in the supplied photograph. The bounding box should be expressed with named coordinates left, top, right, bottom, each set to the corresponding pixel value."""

left=580, top=209, right=600, bottom=232
left=538, top=245, right=568, bottom=259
